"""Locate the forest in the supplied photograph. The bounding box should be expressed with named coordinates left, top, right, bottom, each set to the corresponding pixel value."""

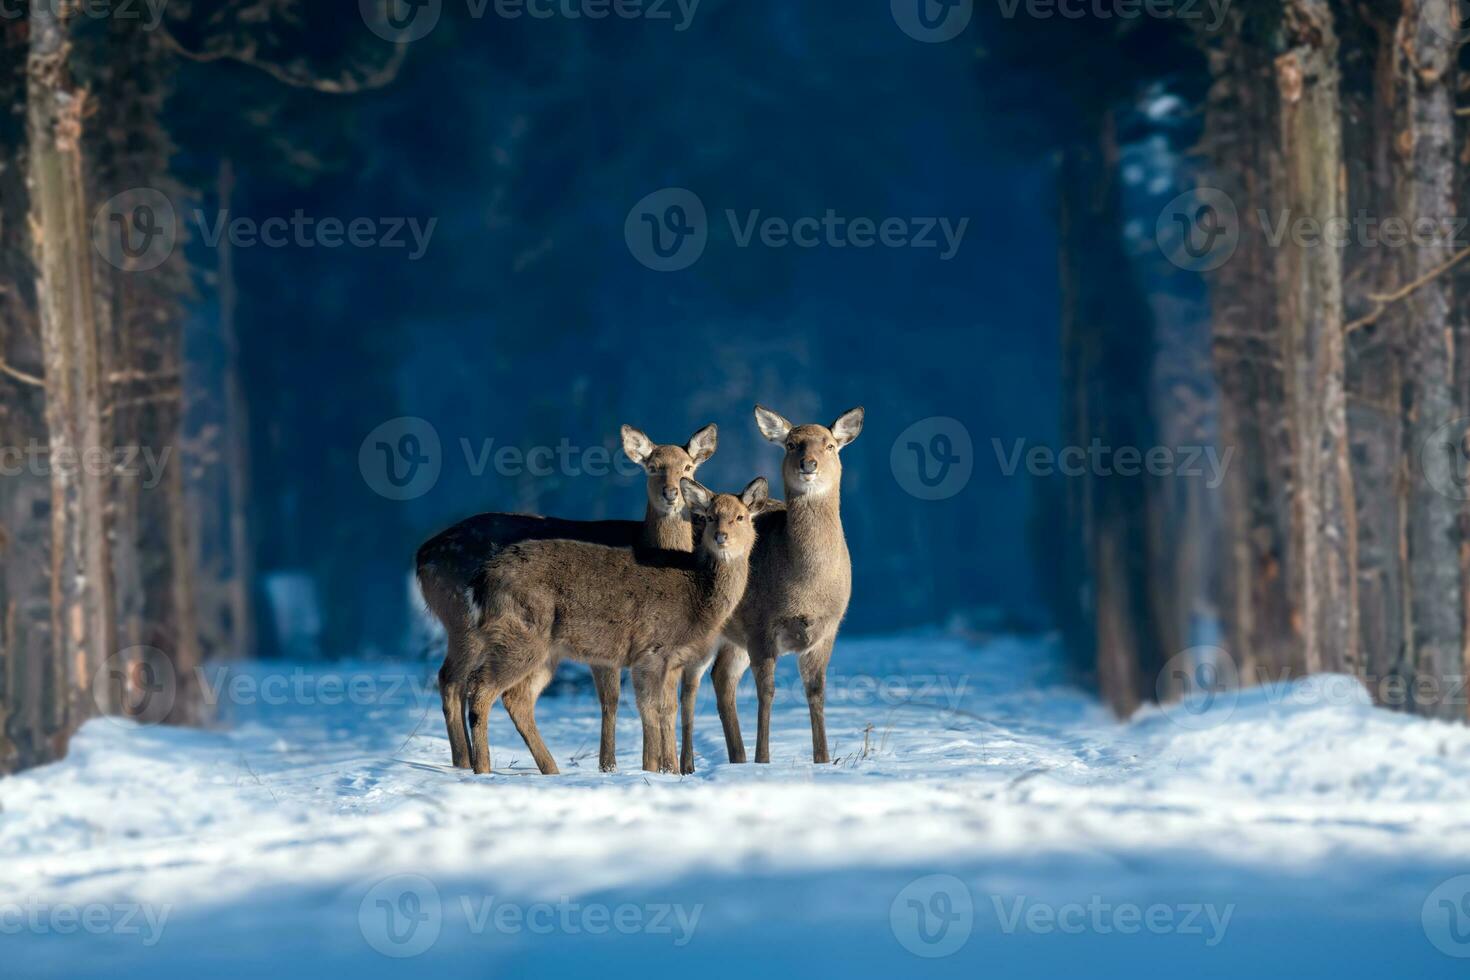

left=4, top=2, right=1470, bottom=977
left=1, top=0, right=1468, bottom=771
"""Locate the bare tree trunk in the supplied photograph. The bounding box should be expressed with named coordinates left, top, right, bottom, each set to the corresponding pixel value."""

left=1275, top=11, right=1358, bottom=677
left=1202, top=0, right=1358, bottom=683
left=0, top=15, right=56, bottom=774
left=1386, top=0, right=1462, bottom=719
left=218, top=159, right=256, bottom=659
left=27, top=5, right=116, bottom=723
left=1056, top=110, right=1182, bottom=715
left=1202, top=22, right=1296, bottom=685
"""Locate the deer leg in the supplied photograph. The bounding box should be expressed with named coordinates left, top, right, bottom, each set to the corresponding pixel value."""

left=631, top=661, right=668, bottom=773
left=799, top=638, right=834, bottom=765
left=439, top=635, right=472, bottom=769
left=712, top=641, right=749, bottom=763
left=590, top=665, right=621, bottom=772
left=501, top=663, right=559, bottom=775
left=467, top=670, right=503, bottom=776
left=751, top=641, right=779, bottom=764
left=678, top=658, right=707, bottom=775
left=660, top=666, right=682, bottom=774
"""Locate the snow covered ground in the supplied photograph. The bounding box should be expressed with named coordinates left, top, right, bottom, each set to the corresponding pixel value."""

left=4, top=633, right=1470, bottom=979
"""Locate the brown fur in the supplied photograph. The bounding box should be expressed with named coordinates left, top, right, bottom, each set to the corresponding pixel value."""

left=464, top=478, right=773, bottom=775
left=710, top=405, right=864, bottom=765
left=417, top=424, right=716, bottom=770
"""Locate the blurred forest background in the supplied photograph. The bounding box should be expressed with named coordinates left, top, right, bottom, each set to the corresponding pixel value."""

left=2, top=0, right=1470, bottom=773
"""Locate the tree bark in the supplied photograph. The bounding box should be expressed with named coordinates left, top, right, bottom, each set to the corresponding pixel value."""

left=1203, top=0, right=1358, bottom=682
left=1385, top=0, right=1462, bottom=719
left=1057, top=110, right=1182, bottom=716
left=27, top=5, right=117, bottom=724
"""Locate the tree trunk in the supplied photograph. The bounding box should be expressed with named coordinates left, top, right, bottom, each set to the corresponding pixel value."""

left=1056, top=110, right=1182, bottom=715
left=1202, top=0, right=1358, bottom=683
left=1385, top=0, right=1462, bottom=719
left=27, top=5, right=116, bottom=724
left=219, top=159, right=256, bottom=660
left=1274, top=10, right=1358, bottom=677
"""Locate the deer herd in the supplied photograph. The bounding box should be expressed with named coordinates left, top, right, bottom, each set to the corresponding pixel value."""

left=416, top=405, right=865, bottom=776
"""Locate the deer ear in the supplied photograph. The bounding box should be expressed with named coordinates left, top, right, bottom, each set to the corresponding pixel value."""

left=754, top=405, right=793, bottom=444
left=680, top=478, right=713, bottom=516
left=620, top=424, right=655, bottom=467
left=740, top=476, right=771, bottom=513
left=830, top=407, right=865, bottom=448
left=686, top=424, right=718, bottom=465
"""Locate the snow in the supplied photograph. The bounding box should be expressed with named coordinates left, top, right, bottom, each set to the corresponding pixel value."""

left=4, top=633, right=1470, bottom=978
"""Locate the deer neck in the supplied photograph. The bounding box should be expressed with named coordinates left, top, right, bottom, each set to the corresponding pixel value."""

left=641, top=504, right=693, bottom=552
left=783, top=484, right=847, bottom=567
left=692, top=548, right=751, bottom=634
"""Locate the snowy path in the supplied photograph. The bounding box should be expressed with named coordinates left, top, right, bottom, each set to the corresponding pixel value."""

left=4, top=634, right=1470, bottom=978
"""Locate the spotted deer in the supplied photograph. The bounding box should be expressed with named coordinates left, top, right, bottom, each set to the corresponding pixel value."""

left=465, top=478, right=774, bottom=775
left=415, top=423, right=717, bottom=771
left=709, top=405, right=864, bottom=767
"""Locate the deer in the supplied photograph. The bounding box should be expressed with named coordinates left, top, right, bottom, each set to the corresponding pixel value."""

left=706, top=405, right=864, bottom=768
left=464, top=477, right=774, bottom=775
left=415, top=423, right=717, bottom=772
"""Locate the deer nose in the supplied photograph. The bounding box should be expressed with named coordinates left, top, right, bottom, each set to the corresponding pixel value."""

left=800, top=457, right=818, bottom=474
left=662, top=486, right=680, bottom=503
left=715, top=531, right=729, bottom=546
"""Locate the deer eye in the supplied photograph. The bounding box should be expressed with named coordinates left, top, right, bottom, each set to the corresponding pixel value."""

left=827, top=443, right=835, bottom=451
left=786, top=441, right=797, bottom=452
left=737, top=514, right=746, bottom=522
left=684, top=464, right=692, bottom=473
